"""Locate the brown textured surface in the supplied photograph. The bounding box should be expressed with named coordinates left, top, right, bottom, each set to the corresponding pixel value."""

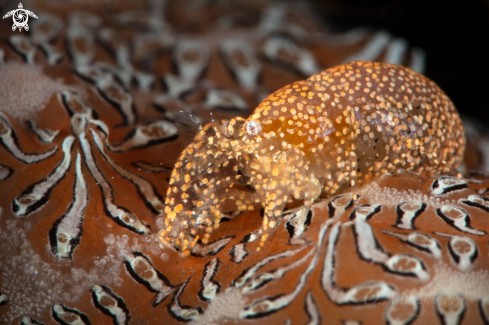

left=0, top=0, right=487, bottom=324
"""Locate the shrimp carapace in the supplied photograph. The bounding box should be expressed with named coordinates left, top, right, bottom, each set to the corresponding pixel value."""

left=160, top=61, right=466, bottom=255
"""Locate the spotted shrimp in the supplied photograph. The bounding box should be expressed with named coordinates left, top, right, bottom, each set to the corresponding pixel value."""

left=160, top=61, right=465, bottom=255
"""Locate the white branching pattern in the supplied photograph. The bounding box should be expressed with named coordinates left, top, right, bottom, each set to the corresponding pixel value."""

left=4, top=1, right=487, bottom=325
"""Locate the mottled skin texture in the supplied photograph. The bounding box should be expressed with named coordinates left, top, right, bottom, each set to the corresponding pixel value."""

left=160, top=61, right=465, bottom=255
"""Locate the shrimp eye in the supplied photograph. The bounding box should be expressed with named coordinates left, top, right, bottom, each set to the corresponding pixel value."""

left=245, top=120, right=262, bottom=137
left=223, top=117, right=246, bottom=138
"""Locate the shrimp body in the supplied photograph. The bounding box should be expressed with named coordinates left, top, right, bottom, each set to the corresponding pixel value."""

left=160, top=61, right=465, bottom=254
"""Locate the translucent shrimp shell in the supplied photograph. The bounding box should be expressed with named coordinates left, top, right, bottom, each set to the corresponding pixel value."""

left=160, top=61, right=465, bottom=255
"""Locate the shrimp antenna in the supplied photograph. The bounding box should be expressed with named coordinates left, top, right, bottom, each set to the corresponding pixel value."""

left=172, top=111, right=202, bottom=137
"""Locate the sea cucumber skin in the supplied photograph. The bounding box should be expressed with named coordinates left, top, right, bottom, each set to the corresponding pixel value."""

left=161, top=61, right=465, bottom=254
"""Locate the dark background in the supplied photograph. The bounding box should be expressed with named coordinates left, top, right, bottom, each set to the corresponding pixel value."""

left=313, top=0, right=489, bottom=127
